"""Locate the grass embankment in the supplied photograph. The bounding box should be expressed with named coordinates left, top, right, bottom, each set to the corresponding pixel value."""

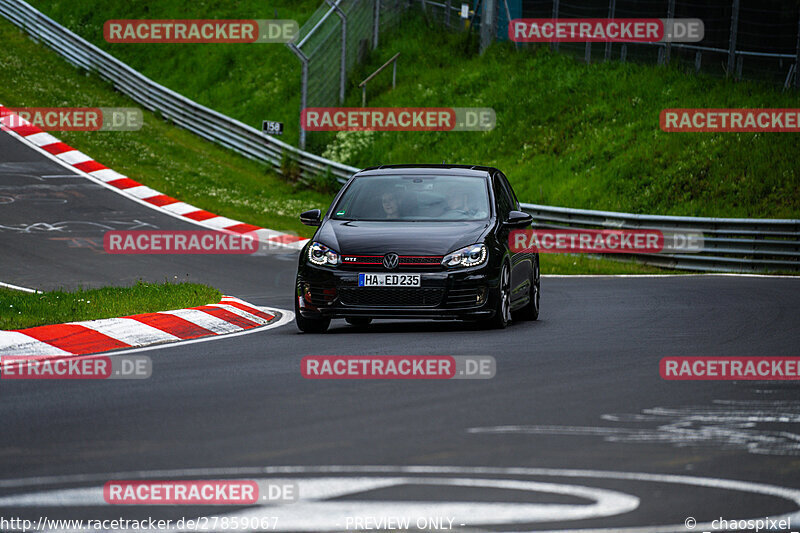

left=0, top=15, right=670, bottom=274
left=333, top=15, right=800, bottom=219
left=0, top=16, right=330, bottom=238
left=24, top=2, right=800, bottom=219
left=0, top=282, right=221, bottom=330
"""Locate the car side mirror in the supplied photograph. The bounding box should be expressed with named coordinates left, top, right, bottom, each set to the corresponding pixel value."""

left=300, top=209, right=321, bottom=227
left=505, top=210, right=533, bottom=227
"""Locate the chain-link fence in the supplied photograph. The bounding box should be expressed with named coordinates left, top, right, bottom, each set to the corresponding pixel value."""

left=287, top=0, right=406, bottom=148
left=288, top=0, right=800, bottom=149
left=518, top=0, right=800, bottom=88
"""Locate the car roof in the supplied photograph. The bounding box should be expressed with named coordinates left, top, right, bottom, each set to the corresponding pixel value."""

left=355, top=164, right=497, bottom=178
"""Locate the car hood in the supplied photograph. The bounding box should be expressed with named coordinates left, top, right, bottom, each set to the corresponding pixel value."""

left=315, top=220, right=491, bottom=255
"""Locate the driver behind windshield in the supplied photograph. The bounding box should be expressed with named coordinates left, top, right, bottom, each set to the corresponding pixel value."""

left=442, top=184, right=474, bottom=218
left=380, top=191, right=400, bottom=218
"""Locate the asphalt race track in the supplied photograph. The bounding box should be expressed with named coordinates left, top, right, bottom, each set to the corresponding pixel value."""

left=2, top=127, right=800, bottom=531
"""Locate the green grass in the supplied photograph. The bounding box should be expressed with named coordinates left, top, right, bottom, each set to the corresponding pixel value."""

left=0, top=282, right=221, bottom=330
left=25, top=0, right=319, bottom=149
left=0, top=14, right=683, bottom=275
left=0, top=17, right=330, bottom=238
left=22, top=3, right=800, bottom=218
left=326, top=15, right=800, bottom=219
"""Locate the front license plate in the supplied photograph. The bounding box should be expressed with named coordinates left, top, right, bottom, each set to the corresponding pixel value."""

left=358, top=273, right=421, bottom=287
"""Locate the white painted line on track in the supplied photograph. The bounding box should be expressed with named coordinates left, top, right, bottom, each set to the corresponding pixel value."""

left=0, top=281, right=41, bottom=293
left=0, top=465, right=796, bottom=533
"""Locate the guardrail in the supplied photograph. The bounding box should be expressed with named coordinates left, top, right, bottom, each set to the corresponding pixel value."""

left=520, top=203, right=800, bottom=272
left=1, top=0, right=797, bottom=272
left=0, top=0, right=359, bottom=183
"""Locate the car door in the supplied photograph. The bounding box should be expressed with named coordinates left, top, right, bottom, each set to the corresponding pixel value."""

left=493, top=172, right=531, bottom=302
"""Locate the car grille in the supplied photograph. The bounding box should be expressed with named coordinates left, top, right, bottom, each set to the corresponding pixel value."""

left=339, top=287, right=444, bottom=307
left=341, top=255, right=443, bottom=271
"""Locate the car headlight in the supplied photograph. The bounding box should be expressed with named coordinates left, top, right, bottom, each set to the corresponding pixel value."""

left=442, top=243, right=487, bottom=268
left=308, top=241, right=341, bottom=266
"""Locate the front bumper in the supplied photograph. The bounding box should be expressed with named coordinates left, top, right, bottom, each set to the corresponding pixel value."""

left=296, top=264, right=500, bottom=320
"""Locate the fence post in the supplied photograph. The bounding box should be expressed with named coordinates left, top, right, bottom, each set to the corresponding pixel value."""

left=551, top=0, right=559, bottom=52
left=480, top=0, right=497, bottom=54
left=795, top=13, right=800, bottom=88
left=373, top=0, right=380, bottom=48
left=445, top=0, right=451, bottom=27
left=585, top=42, right=591, bottom=63
left=604, top=0, right=616, bottom=61
left=326, top=0, right=346, bottom=104
left=287, top=43, right=309, bottom=150
left=695, top=51, right=702, bottom=72
left=665, top=0, right=675, bottom=63
left=727, top=0, right=740, bottom=77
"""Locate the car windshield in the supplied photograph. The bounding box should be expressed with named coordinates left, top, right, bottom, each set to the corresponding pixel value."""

left=331, top=175, right=491, bottom=221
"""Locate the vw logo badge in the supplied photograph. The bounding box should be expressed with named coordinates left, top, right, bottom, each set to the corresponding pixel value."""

left=382, top=253, right=399, bottom=270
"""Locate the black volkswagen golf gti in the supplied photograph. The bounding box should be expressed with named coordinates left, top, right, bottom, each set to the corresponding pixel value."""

left=294, top=164, right=540, bottom=332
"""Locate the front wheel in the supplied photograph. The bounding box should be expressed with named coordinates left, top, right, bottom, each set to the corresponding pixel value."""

left=513, top=256, right=540, bottom=321
left=295, top=297, right=330, bottom=333
left=483, top=262, right=511, bottom=329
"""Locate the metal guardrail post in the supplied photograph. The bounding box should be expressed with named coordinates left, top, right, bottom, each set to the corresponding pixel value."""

left=727, top=0, right=740, bottom=77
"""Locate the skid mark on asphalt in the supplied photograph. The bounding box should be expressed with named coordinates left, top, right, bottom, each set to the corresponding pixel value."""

left=469, top=400, right=800, bottom=456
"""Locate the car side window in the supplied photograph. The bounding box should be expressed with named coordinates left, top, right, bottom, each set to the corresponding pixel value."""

left=493, top=173, right=514, bottom=218
left=499, top=173, right=520, bottom=210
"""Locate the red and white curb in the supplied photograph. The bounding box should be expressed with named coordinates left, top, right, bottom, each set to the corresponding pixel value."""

left=0, top=104, right=310, bottom=251
left=0, top=296, right=281, bottom=358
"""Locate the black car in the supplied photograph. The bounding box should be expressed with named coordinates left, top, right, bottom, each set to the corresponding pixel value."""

left=294, top=164, right=540, bottom=333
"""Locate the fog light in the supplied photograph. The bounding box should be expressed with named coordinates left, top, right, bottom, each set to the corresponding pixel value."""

left=476, top=287, right=487, bottom=304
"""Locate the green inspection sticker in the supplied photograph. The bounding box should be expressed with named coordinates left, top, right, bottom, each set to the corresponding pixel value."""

left=336, top=210, right=345, bottom=216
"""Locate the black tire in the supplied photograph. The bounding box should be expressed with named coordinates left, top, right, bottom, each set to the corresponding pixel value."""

left=294, top=297, right=330, bottom=333
left=484, top=261, right=511, bottom=329
left=345, top=317, right=372, bottom=328
left=513, top=256, right=540, bottom=321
